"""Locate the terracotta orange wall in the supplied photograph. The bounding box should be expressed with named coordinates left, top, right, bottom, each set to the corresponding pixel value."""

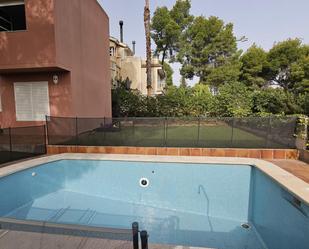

left=54, top=0, right=112, bottom=118
left=0, top=72, right=73, bottom=128
left=47, top=146, right=300, bottom=160
left=0, top=0, right=57, bottom=71
left=0, top=0, right=111, bottom=127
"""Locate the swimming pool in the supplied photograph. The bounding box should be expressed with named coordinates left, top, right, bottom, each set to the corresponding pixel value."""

left=0, top=154, right=308, bottom=249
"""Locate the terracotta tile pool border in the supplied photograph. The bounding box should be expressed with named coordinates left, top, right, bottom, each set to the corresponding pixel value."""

left=47, top=146, right=299, bottom=160
left=0, top=153, right=308, bottom=206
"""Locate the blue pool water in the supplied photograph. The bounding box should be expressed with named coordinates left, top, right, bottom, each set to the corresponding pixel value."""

left=0, top=160, right=308, bottom=249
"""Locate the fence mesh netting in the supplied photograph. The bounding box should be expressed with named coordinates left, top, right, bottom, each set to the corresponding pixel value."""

left=0, top=125, right=46, bottom=165
left=46, top=116, right=298, bottom=149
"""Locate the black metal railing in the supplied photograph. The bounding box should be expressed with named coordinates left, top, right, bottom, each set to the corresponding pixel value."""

left=0, top=125, right=46, bottom=165
left=46, top=116, right=298, bottom=149
left=0, top=218, right=148, bottom=249
left=132, top=222, right=149, bottom=249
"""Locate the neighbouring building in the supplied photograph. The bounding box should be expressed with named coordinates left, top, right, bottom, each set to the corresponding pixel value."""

left=109, top=22, right=166, bottom=96
left=0, top=0, right=111, bottom=128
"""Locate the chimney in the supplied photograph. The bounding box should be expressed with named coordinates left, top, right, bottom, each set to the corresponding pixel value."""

left=119, top=20, right=124, bottom=43
left=132, top=41, right=136, bottom=55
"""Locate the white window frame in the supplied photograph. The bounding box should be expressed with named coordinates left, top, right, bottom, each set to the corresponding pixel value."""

left=14, top=82, right=50, bottom=121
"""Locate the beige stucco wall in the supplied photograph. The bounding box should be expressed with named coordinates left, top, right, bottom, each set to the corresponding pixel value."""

left=121, top=57, right=142, bottom=91
left=138, top=58, right=165, bottom=95
left=109, top=39, right=166, bottom=95
left=113, top=56, right=166, bottom=95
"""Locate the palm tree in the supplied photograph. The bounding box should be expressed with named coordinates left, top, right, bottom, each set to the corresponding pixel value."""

left=144, top=0, right=152, bottom=96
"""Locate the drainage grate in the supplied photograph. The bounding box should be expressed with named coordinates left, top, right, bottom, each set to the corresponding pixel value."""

left=241, top=223, right=251, bottom=229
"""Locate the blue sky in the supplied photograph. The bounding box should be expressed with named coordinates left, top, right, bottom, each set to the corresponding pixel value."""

left=99, top=0, right=309, bottom=85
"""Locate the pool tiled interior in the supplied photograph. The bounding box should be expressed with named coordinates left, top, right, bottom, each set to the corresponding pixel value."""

left=0, top=154, right=308, bottom=249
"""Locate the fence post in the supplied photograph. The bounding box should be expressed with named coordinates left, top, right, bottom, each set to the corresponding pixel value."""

left=9, top=127, right=12, bottom=153
left=75, top=117, right=78, bottom=146
left=266, top=116, right=272, bottom=148
left=103, top=117, right=106, bottom=144
left=197, top=117, right=201, bottom=147
left=164, top=117, right=168, bottom=147
left=140, top=231, right=148, bottom=249
left=133, top=117, right=136, bottom=146
left=43, top=125, right=47, bottom=154
left=45, top=115, right=50, bottom=146
left=132, top=222, right=139, bottom=249
left=231, top=118, right=235, bottom=147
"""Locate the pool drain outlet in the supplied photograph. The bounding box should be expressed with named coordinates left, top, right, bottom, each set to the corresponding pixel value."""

left=140, top=178, right=149, bottom=188
left=241, top=223, right=251, bottom=229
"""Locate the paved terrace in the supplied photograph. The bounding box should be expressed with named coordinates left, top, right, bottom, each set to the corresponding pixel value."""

left=269, top=159, right=309, bottom=184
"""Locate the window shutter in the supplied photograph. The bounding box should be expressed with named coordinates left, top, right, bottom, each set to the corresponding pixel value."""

left=14, top=83, right=33, bottom=121
left=14, top=82, right=50, bottom=121
left=32, top=83, right=50, bottom=121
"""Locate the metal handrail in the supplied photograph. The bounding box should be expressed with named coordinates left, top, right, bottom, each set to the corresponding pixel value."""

left=132, top=222, right=149, bottom=249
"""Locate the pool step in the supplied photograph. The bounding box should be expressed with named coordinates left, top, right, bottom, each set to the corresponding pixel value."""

left=4, top=206, right=224, bottom=248
left=149, top=245, right=217, bottom=249
left=0, top=228, right=217, bottom=249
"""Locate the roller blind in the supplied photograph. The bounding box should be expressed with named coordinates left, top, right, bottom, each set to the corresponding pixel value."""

left=14, top=82, right=50, bottom=121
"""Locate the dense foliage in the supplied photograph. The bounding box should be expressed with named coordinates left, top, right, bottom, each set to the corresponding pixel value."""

left=112, top=80, right=308, bottom=118
left=113, top=0, right=309, bottom=119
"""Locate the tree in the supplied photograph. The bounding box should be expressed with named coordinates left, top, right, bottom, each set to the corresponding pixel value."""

left=266, top=39, right=309, bottom=92
left=151, top=0, right=193, bottom=65
left=170, top=0, right=193, bottom=30
left=162, top=62, right=174, bottom=86
left=294, top=53, right=309, bottom=93
left=112, top=79, right=143, bottom=117
left=190, top=84, right=213, bottom=116
left=178, top=16, right=241, bottom=87
left=157, top=86, right=192, bottom=116
left=251, top=88, right=300, bottom=115
left=214, top=82, right=253, bottom=117
left=151, top=7, right=180, bottom=65
left=240, top=44, right=268, bottom=88
left=144, top=0, right=152, bottom=96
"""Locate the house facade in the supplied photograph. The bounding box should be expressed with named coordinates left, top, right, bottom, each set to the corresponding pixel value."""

left=0, top=0, right=111, bottom=128
left=109, top=37, right=166, bottom=95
